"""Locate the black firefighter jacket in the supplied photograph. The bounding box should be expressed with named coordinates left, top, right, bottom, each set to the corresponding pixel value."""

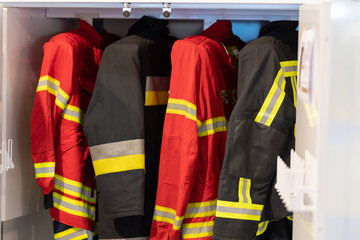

left=213, top=21, right=298, bottom=240
left=84, top=16, right=175, bottom=239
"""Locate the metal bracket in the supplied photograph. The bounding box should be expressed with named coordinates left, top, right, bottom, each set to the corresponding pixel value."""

left=0, top=139, right=14, bottom=174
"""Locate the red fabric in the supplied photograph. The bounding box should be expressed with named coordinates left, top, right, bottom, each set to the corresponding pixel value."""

left=150, top=31, right=235, bottom=239
left=202, top=20, right=246, bottom=120
left=31, top=20, right=102, bottom=230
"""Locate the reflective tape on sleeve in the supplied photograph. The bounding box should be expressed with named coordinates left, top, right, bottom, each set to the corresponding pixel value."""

left=34, top=162, right=55, bottom=179
left=61, top=104, right=85, bottom=126
left=36, top=75, right=70, bottom=110
left=216, top=200, right=263, bottom=221
left=198, top=117, right=227, bottom=137
left=166, top=98, right=202, bottom=126
left=255, top=69, right=286, bottom=126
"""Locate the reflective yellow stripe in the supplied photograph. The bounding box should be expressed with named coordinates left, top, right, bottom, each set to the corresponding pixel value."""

left=61, top=104, right=85, bottom=126
left=238, top=178, right=252, bottom=204
left=166, top=98, right=202, bottom=126
left=182, top=221, right=214, bottom=228
left=145, top=91, right=169, bottom=106
left=92, top=153, right=145, bottom=176
left=184, top=210, right=216, bottom=218
left=185, top=199, right=217, bottom=218
left=217, top=200, right=263, bottom=210
left=290, top=76, right=297, bottom=108
left=36, top=172, right=55, bottom=178
left=256, top=221, right=269, bottom=236
left=245, top=179, right=251, bottom=204
left=53, top=192, right=95, bottom=220
left=255, top=69, right=284, bottom=126
left=198, top=116, right=227, bottom=137
left=34, top=162, right=55, bottom=179
left=255, top=60, right=297, bottom=127
left=37, top=75, right=70, bottom=110
left=181, top=221, right=214, bottom=239
left=54, top=227, right=89, bottom=240
left=238, top=178, right=244, bottom=203
left=265, top=79, right=286, bottom=126
left=181, top=231, right=213, bottom=239
left=54, top=174, right=92, bottom=192
left=153, top=205, right=184, bottom=230
left=54, top=227, right=78, bottom=239
left=54, top=174, right=96, bottom=204
left=280, top=61, right=298, bottom=67
left=287, top=215, right=293, bottom=221
left=216, top=200, right=263, bottom=221
left=34, top=162, right=55, bottom=168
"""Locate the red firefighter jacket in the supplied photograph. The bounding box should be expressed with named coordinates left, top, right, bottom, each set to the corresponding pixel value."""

left=150, top=21, right=245, bottom=240
left=30, top=20, right=102, bottom=231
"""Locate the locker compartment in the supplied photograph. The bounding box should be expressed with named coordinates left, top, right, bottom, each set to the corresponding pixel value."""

left=0, top=2, right=334, bottom=240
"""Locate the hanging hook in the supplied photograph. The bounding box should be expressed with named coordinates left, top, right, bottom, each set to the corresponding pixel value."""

left=123, top=2, right=131, bottom=17
left=162, top=3, right=171, bottom=18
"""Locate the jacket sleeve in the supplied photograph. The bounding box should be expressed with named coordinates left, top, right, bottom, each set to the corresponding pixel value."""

left=31, top=41, right=75, bottom=195
left=150, top=40, right=202, bottom=240
left=83, top=42, right=145, bottom=223
left=213, top=43, right=296, bottom=240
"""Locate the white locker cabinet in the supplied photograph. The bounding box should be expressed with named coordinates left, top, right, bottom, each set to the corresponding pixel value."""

left=0, top=1, right=358, bottom=240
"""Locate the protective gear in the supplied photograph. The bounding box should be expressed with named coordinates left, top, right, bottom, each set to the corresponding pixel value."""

left=213, top=21, right=298, bottom=240
left=150, top=21, right=245, bottom=240
left=31, top=20, right=102, bottom=231
left=83, top=16, right=175, bottom=238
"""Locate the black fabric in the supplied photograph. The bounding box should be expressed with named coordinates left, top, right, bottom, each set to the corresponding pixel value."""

left=213, top=21, right=298, bottom=240
left=127, top=15, right=176, bottom=43
left=84, top=17, right=174, bottom=239
left=44, top=191, right=53, bottom=209
left=53, top=220, right=98, bottom=240
left=257, top=218, right=292, bottom=240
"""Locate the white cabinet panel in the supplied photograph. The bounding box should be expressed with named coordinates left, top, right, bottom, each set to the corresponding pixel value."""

left=2, top=7, right=77, bottom=221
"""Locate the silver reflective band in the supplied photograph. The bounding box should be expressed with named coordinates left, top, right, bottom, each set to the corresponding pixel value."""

left=38, top=79, right=68, bottom=107
left=54, top=176, right=94, bottom=201
left=53, top=194, right=95, bottom=219
left=181, top=225, right=213, bottom=235
left=185, top=202, right=217, bottom=215
left=198, top=120, right=227, bottom=134
left=167, top=102, right=197, bottom=117
left=90, top=139, right=145, bottom=161
left=153, top=208, right=183, bottom=228
left=62, top=107, right=85, bottom=124
left=258, top=73, right=285, bottom=125
left=216, top=206, right=262, bottom=216
left=281, top=65, right=297, bottom=74
left=241, top=179, right=249, bottom=204
left=35, top=167, right=54, bottom=174
left=146, top=76, right=170, bottom=91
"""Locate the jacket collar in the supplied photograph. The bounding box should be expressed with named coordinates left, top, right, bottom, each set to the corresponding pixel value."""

left=259, top=21, right=298, bottom=38
left=127, top=16, right=171, bottom=41
left=77, top=19, right=103, bottom=49
left=201, top=20, right=234, bottom=43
